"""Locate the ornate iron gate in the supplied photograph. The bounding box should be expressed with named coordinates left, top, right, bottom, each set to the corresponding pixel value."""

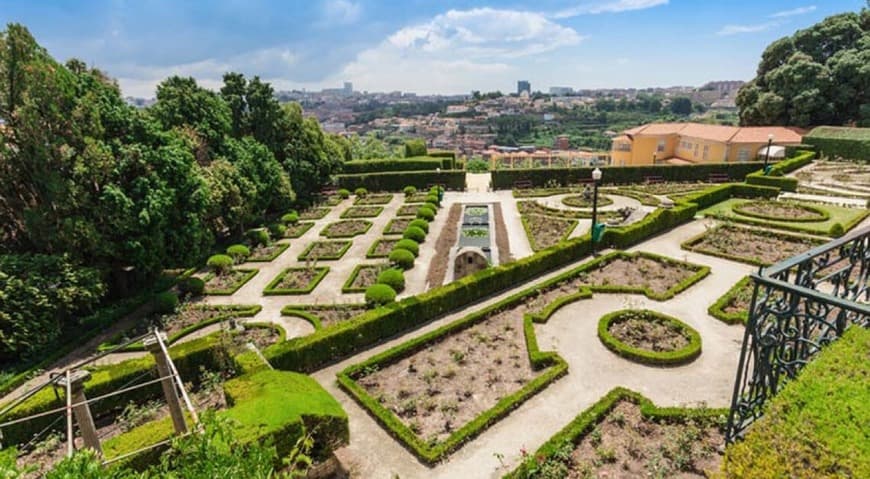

left=725, top=226, right=870, bottom=443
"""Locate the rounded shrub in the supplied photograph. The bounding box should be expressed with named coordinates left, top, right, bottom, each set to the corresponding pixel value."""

left=178, top=277, right=205, bottom=296
left=281, top=211, right=299, bottom=225
left=338, top=188, right=351, bottom=199
left=154, top=291, right=179, bottom=314
left=268, top=223, right=287, bottom=238
left=403, top=185, right=417, bottom=197
left=416, top=207, right=435, bottom=222
left=226, top=244, right=251, bottom=263
left=207, top=254, right=234, bottom=274
left=365, top=283, right=397, bottom=306
left=424, top=199, right=439, bottom=211
left=246, top=228, right=271, bottom=246
left=408, top=219, right=429, bottom=234
left=830, top=223, right=845, bottom=237
left=425, top=193, right=439, bottom=205
left=389, top=248, right=415, bottom=270
left=377, top=268, right=405, bottom=293
left=394, top=239, right=419, bottom=257
left=354, top=187, right=368, bottom=198
left=403, top=226, right=426, bottom=243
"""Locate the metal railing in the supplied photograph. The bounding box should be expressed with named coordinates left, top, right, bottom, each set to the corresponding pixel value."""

left=725, top=225, right=870, bottom=443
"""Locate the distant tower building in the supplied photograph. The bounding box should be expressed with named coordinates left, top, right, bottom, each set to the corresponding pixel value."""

left=343, top=82, right=353, bottom=95
left=555, top=134, right=570, bottom=150
left=517, top=80, right=531, bottom=95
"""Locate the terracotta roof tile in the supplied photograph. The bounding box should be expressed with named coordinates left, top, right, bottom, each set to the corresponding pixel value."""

left=730, top=126, right=804, bottom=144
left=678, top=123, right=740, bottom=142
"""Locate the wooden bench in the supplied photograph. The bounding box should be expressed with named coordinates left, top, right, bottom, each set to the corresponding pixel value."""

left=708, top=173, right=730, bottom=183
left=513, top=180, right=533, bottom=189
left=644, top=175, right=665, bottom=184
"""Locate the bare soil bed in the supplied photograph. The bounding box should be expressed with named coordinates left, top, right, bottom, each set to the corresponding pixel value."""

left=298, top=240, right=351, bottom=261
left=300, top=207, right=331, bottom=220
left=562, top=195, right=614, bottom=208
left=560, top=401, right=723, bottom=478
left=685, top=224, right=824, bottom=266
left=355, top=308, right=542, bottom=445
left=384, top=218, right=412, bottom=235
left=734, top=201, right=826, bottom=221
left=284, top=222, right=314, bottom=238
left=723, top=281, right=754, bottom=317
left=321, top=220, right=371, bottom=238
left=493, top=202, right=511, bottom=264
left=426, top=204, right=462, bottom=286
left=248, top=242, right=289, bottom=261
left=283, top=304, right=368, bottom=329
left=346, top=264, right=390, bottom=291
left=609, top=313, right=689, bottom=352
left=269, top=267, right=327, bottom=291
left=203, top=269, right=255, bottom=293
left=581, top=256, right=696, bottom=296
left=397, top=204, right=421, bottom=217
left=342, top=206, right=383, bottom=218
left=405, top=192, right=430, bottom=203
left=522, top=214, right=576, bottom=251
left=355, top=194, right=393, bottom=205
left=518, top=200, right=619, bottom=220
left=628, top=182, right=716, bottom=196
left=368, top=238, right=399, bottom=258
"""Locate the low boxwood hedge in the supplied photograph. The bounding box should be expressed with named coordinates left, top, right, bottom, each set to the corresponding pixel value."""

left=708, top=276, right=752, bottom=325
left=342, top=158, right=444, bottom=174
left=341, top=264, right=388, bottom=294
left=340, top=206, right=384, bottom=219
left=681, top=225, right=826, bottom=267
left=366, top=238, right=397, bottom=259
left=743, top=150, right=815, bottom=192
left=597, top=309, right=702, bottom=366
left=319, top=220, right=373, bottom=238
left=283, top=222, right=314, bottom=239
left=297, top=241, right=352, bottom=261
left=732, top=200, right=830, bottom=223
left=263, top=267, right=330, bottom=295
left=280, top=304, right=368, bottom=331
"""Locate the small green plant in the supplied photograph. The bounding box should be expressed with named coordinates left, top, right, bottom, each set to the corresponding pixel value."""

left=268, top=222, right=286, bottom=238
left=830, top=222, right=844, bottom=236
left=338, top=188, right=350, bottom=199
left=178, top=276, right=205, bottom=296
left=403, top=185, right=417, bottom=197
left=153, top=291, right=179, bottom=314
left=226, top=244, right=251, bottom=263
left=354, top=187, right=368, bottom=198
left=281, top=211, right=299, bottom=224
left=117, top=400, right=162, bottom=432
left=450, top=349, right=466, bottom=364
left=365, top=283, right=397, bottom=306
left=377, top=268, right=406, bottom=293
left=207, top=254, right=234, bottom=274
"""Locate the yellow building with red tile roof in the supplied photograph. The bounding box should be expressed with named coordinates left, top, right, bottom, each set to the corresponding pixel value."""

left=611, top=122, right=804, bottom=166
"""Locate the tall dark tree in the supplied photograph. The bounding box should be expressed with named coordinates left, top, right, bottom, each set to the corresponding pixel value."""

left=669, top=97, right=693, bottom=116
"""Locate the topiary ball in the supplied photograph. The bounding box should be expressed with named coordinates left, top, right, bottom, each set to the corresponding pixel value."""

left=207, top=254, right=234, bottom=273
left=365, top=283, right=397, bottom=306
left=830, top=223, right=844, bottom=237
left=389, top=248, right=415, bottom=270
left=178, top=277, right=205, bottom=296
left=403, top=226, right=426, bottom=243
left=416, top=207, right=435, bottom=222
left=281, top=211, right=299, bottom=225
left=408, top=219, right=429, bottom=234
left=403, top=185, right=417, bottom=197
left=226, top=244, right=251, bottom=263
left=354, top=187, right=368, bottom=198
left=154, top=291, right=179, bottom=314
left=424, top=199, right=439, bottom=211
left=338, top=188, right=351, bottom=199
left=246, top=228, right=271, bottom=246
left=268, top=223, right=287, bottom=238
left=377, top=268, right=405, bottom=293
left=394, top=239, right=420, bottom=257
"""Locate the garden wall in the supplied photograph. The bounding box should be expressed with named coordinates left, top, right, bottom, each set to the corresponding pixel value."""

left=341, top=157, right=448, bottom=174
left=335, top=170, right=466, bottom=191
left=804, top=126, right=870, bottom=161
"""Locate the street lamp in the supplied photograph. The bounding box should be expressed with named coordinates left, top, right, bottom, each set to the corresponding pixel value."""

left=763, top=133, right=774, bottom=175
left=590, top=168, right=603, bottom=256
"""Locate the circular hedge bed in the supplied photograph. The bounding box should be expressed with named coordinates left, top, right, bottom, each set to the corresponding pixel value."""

left=597, top=309, right=701, bottom=366
left=733, top=200, right=829, bottom=222
left=561, top=195, right=614, bottom=208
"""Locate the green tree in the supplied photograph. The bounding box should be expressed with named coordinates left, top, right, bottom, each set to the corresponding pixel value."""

left=669, top=97, right=693, bottom=115
left=149, top=76, right=231, bottom=160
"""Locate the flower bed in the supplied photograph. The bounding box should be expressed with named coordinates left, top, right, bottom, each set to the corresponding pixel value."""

left=281, top=304, right=368, bottom=330
left=521, top=214, right=577, bottom=251
left=297, top=240, right=352, bottom=261
left=708, top=276, right=753, bottom=325
left=397, top=204, right=421, bottom=217
left=561, top=195, right=614, bottom=208
left=342, top=263, right=391, bottom=293
left=366, top=238, right=399, bottom=258
left=405, top=192, right=430, bottom=203
left=733, top=200, right=829, bottom=222
left=263, top=267, right=330, bottom=295
left=320, top=220, right=373, bottom=238
left=283, top=222, right=314, bottom=238
left=700, top=199, right=868, bottom=237
left=384, top=218, right=412, bottom=235
left=354, top=193, right=393, bottom=205
left=202, top=269, right=258, bottom=295
left=247, top=242, right=290, bottom=262
left=597, top=309, right=701, bottom=366
left=341, top=206, right=384, bottom=219
left=682, top=224, right=825, bottom=266
left=299, top=207, right=330, bottom=220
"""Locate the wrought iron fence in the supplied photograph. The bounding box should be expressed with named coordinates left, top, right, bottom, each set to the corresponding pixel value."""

left=725, top=225, right=869, bottom=443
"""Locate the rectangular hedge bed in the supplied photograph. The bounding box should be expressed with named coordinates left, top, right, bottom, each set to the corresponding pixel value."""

left=366, top=238, right=399, bottom=258
left=383, top=218, right=412, bottom=235
left=521, top=214, right=577, bottom=251
left=681, top=224, right=826, bottom=266
left=264, top=267, right=330, bottom=295
left=247, top=242, right=290, bottom=262
left=281, top=303, right=369, bottom=330
left=202, top=269, right=258, bottom=295
left=284, top=222, right=314, bottom=238
left=297, top=240, right=353, bottom=261
left=342, top=263, right=391, bottom=293
left=320, top=220, right=373, bottom=238
left=708, top=276, right=753, bottom=325
left=396, top=204, right=421, bottom=217
left=299, top=207, right=331, bottom=220
left=405, top=192, right=430, bottom=203
left=354, top=194, right=393, bottom=205
left=341, top=206, right=384, bottom=219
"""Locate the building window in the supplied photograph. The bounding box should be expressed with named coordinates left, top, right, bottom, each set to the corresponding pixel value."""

left=657, top=140, right=666, bottom=152
left=616, top=142, right=631, bottom=152
left=738, top=148, right=749, bottom=162
left=703, top=145, right=710, bottom=161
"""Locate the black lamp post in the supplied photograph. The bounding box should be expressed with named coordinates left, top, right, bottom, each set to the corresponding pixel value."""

left=590, top=167, right=602, bottom=256
left=763, top=133, right=774, bottom=174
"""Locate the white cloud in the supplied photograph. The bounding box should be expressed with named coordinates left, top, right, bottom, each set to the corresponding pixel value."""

left=332, top=8, right=583, bottom=93
left=552, top=0, right=668, bottom=18
left=322, top=0, right=361, bottom=25
left=716, top=22, right=779, bottom=36
left=770, top=5, right=816, bottom=18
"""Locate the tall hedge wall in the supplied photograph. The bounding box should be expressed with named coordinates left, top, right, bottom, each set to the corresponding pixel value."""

left=341, top=158, right=444, bottom=174
left=804, top=126, right=870, bottom=161
left=744, top=150, right=815, bottom=192
left=335, top=170, right=465, bottom=191
left=490, top=162, right=766, bottom=189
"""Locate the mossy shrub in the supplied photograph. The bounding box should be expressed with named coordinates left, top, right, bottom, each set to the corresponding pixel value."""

left=376, top=268, right=405, bottom=293
left=403, top=185, right=417, bottom=197
left=365, top=284, right=397, bottom=306
left=394, top=239, right=420, bottom=257
left=247, top=228, right=271, bottom=246
left=154, top=291, right=179, bottom=314
left=354, top=187, right=368, bottom=198
left=281, top=211, right=299, bottom=224
left=226, top=244, right=251, bottom=263
left=268, top=223, right=287, bottom=238
left=207, top=254, right=234, bottom=274
left=408, top=219, right=429, bottom=233
left=178, top=277, right=205, bottom=296
left=338, top=188, right=350, bottom=199
left=402, top=226, right=426, bottom=243
left=416, top=207, right=435, bottom=221
left=388, top=249, right=415, bottom=270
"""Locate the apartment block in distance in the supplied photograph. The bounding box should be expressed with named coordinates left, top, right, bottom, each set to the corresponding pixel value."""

left=610, top=122, right=804, bottom=166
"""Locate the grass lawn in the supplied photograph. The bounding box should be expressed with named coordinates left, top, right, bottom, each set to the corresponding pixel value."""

left=699, top=198, right=868, bottom=236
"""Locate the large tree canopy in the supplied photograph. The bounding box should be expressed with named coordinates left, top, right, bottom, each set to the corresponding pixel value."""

left=737, top=9, right=870, bottom=127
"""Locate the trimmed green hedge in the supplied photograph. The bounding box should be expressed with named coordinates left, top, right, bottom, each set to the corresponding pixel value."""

left=506, top=387, right=728, bottom=478
left=247, top=243, right=290, bottom=262
left=597, top=309, right=702, bottom=366
left=365, top=238, right=397, bottom=259
left=297, top=240, right=352, bottom=261
left=341, top=264, right=387, bottom=294
left=744, top=150, right=815, bottom=192
left=708, top=276, right=752, bottom=325
left=732, top=200, right=829, bottom=223
left=319, top=220, right=373, bottom=238
left=491, top=162, right=766, bottom=189
left=681, top=225, right=826, bottom=267
left=263, top=267, right=330, bottom=295
left=721, top=327, right=870, bottom=477
left=280, top=304, right=367, bottom=331
left=804, top=126, right=870, bottom=161
left=335, top=171, right=466, bottom=191
left=342, top=157, right=451, bottom=174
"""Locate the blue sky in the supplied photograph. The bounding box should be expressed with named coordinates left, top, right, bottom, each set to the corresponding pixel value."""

left=0, top=0, right=864, bottom=97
